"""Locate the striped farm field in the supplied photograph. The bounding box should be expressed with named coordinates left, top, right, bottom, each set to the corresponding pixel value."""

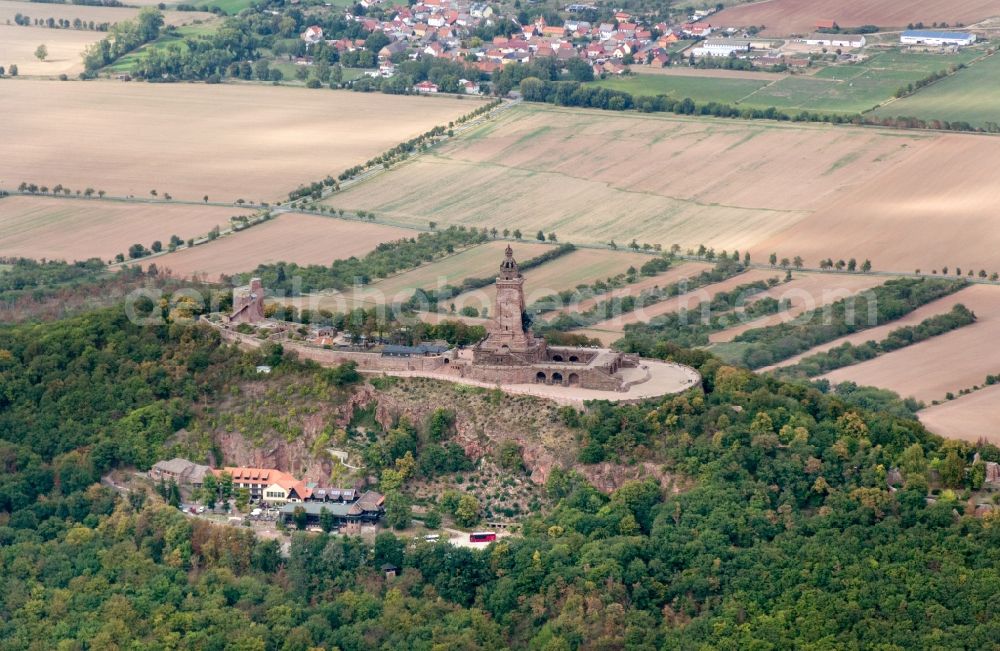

left=708, top=272, right=889, bottom=343
left=574, top=269, right=782, bottom=339
left=819, top=284, right=1000, bottom=403
left=331, top=104, right=933, bottom=258
left=152, top=213, right=411, bottom=281
left=0, top=195, right=241, bottom=263
left=553, top=261, right=714, bottom=315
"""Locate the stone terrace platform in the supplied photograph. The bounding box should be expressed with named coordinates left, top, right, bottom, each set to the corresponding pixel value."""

left=378, top=359, right=701, bottom=406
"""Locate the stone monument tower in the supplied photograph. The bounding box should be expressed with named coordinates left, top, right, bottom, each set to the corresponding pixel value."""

left=473, top=245, right=546, bottom=364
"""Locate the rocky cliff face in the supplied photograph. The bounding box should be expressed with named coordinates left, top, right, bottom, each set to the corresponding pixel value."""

left=197, top=376, right=681, bottom=494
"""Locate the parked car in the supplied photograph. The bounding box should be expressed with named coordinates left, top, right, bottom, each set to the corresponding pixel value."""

left=197, top=506, right=206, bottom=514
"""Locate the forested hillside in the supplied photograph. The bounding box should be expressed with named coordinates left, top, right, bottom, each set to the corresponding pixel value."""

left=1, top=301, right=998, bottom=649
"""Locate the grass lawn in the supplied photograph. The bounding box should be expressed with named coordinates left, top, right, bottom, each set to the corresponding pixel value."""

left=873, top=51, right=1000, bottom=127
left=590, top=74, right=770, bottom=105
left=667, top=39, right=696, bottom=55
left=197, top=0, right=256, bottom=14
left=740, top=48, right=982, bottom=115
left=103, top=22, right=219, bottom=73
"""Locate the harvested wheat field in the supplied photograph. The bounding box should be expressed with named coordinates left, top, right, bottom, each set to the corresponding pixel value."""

left=450, top=248, right=649, bottom=314
left=709, top=272, right=888, bottom=343
left=753, top=135, right=1000, bottom=274
left=0, top=2, right=214, bottom=27
left=0, top=195, right=241, bottom=262
left=555, top=261, right=713, bottom=315
left=714, top=0, right=1000, bottom=36
left=576, top=268, right=781, bottom=337
left=0, top=25, right=104, bottom=75
left=333, top=105, right=931, bottom=253
left=919, top=384, right=1000, bottom=445
left=820, top=284, right=1000, bottom=403
left=153, top=213, right=411, bottom=280
left=1, top=81, right=483, bottom=201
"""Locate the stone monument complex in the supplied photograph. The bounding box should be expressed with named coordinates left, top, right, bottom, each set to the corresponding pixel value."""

left=215, top=246, right=701, bottom=403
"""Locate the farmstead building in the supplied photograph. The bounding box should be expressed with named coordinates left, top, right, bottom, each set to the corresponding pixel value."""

left=900, top=30, right=976, bottom=47
left=693, top=38, right=751, bottom=57
left=803, top=33, right=866, bottom=48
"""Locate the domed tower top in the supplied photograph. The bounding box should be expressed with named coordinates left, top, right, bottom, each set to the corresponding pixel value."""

left=499, top=244, right=520, bottom=280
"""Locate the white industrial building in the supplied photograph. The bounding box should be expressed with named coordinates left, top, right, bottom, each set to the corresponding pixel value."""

left=692, top=38, right=751, bottom=57
left=803, top=33, right=866, bottom=48
left=900, top=30, right=976, bottom=47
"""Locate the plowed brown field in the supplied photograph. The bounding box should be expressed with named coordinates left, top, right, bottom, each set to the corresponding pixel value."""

left=152, top=213, right=411, bottom=280
left=0, top=195, right=241, bottom=262
left=753, top=135, right=1000, bottom=274
left=714, top=0, right=1000, bottom=36
left=919, top=384, right=1000, bottom=444
left=2, top=81, right=482, bottom=201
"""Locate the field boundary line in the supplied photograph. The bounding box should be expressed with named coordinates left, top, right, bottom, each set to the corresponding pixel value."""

left=733, top=74, right=792, bottom=105
left=288, top=98, right=521, bottom=205
left=0, top=190, right=263, bottom=211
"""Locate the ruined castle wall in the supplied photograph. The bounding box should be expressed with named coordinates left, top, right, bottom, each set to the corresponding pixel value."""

left=216, top=327, right=448, bottom=372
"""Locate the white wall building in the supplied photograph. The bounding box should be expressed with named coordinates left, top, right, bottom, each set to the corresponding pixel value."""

left=803, top=34, right=866, bottom=48
left=900, top=30, right=976, bottom=47
left=692, top=38, right=750, bottom=57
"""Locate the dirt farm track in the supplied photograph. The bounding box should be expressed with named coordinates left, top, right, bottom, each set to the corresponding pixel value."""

left=0, top=81, right=483, bottom=202
left=714, top=0, right=1000, bottom=36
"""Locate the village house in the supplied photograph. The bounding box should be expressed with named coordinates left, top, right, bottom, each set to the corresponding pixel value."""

left=301, top=25, right=323, bottom=44
left=414, top=80, right=439, bottom=93
left=459, top=78, right=481, bottom=94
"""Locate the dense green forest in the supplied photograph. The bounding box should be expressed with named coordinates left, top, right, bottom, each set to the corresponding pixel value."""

left=1, top=293, right=999, bottom=648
